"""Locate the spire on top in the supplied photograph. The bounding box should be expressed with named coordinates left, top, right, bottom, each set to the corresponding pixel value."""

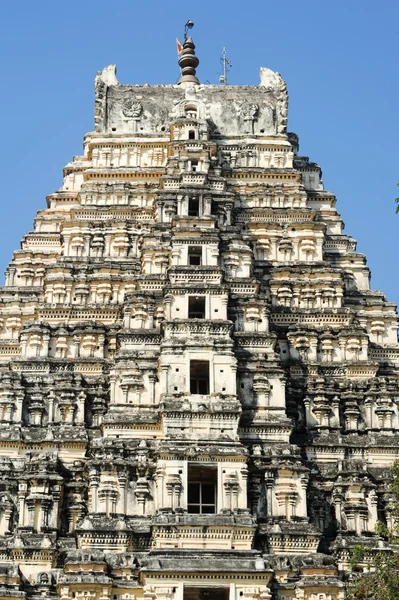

left=177, top=20, right=199, bottom=85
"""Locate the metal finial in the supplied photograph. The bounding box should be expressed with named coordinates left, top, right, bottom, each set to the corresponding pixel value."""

left=178, top=33, right=199, bottom=85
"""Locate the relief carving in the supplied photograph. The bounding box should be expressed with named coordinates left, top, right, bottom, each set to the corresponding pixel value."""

left=122, top=100, right=143, bottom=118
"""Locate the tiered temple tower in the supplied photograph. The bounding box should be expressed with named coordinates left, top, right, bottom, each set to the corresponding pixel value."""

left=0, top=35, right=398, bottom=600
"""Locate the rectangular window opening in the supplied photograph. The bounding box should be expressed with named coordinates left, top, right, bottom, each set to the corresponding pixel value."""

left=188, top=245, right=202, bottom=266
left=184, top=589, right=228, bottom=600
left=191, top=160, right=199, bottom=172
left=188, top=197, right=200, bottom=216
left=188, top=296, right=205, bottom=319
left=190, top=360, right=209, bottom=395
left=187, top=465, right=217, bottom=515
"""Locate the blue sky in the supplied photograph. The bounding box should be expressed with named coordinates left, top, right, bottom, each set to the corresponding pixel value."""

left=0, top=1, right=398, bottom=302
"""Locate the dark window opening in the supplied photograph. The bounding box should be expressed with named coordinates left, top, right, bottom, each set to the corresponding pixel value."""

left=184, top=589, right=228, bottom=600
left=185, top=107, right=197, bottom=119
left=187, top=465, right=217, bottom=514
left=191, top=160, right=199, bottom=172
left=189, top=130, right=196, bottom=140
left=188, top=246, right=202, bottom=266
left=189, top=296, right=205, bottom=319
left=190, top=360, right=209, bottom=395
left=188, top=197, right=200, bottom=217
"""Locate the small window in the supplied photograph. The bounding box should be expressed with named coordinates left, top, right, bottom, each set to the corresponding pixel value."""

left=188, top=197, right=200, bottom=217
left=188, top=246, right=202, bottom=265
left=187, top=465, right=217, bottom=514
left=189, top=130, right=196, bottom=140
left=189, top=296, right=205, bottom=319
left=190, top=360, right=209, bottom=394
left=191, top=160, right=198, bottom=172
left=185, top=106, right=197, bottom=119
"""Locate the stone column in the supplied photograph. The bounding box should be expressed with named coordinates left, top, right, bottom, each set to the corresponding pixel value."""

left=265, top=471, right=275, bottom=517
left=73, top=335, right=80, bottom=358
left=161, top=365, right=169, bottom=395
left=18, top=483, right=27, bottom=526
left=155, top=467, right=166, bottom=511
left=148, top=305, right=155, bottom=329
left=1, top=504, right=13, bottom=535
left=135, top=477, right=150, bottom=515
left=149, top=372, right=156, bottom=405
left=89, top=469, right=100, bottom=513
left=331, top=396, right=340, bottom=427
left=47, top=391, right=55, bottom=423
left=164, top=295, right=172, bottom=320
left=14, top=393, right=23, bottom=423
left=110, top=370, right=117, bottom=404
left=333, top=489, right=344, bottom=531
left=76, top=392, right=85, bottom=423
left=368, top=489, right=378, bottom=532
left=299, top=475, right=308, bottom=517
left=117, top=471, right=127, bottom=515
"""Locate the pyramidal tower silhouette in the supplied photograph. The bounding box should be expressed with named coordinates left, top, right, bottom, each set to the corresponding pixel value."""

left=0, top=28, right=397, bottom=600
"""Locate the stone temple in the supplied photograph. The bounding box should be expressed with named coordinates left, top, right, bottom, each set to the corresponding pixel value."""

left=0, top=33, right=398, bottom=600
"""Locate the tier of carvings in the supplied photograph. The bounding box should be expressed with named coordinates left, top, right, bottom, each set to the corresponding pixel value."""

left=0, top=60, right=395, bottom=600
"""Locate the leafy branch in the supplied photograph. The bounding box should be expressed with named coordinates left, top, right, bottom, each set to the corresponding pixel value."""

left=395, top=183, right=399, bottom=213
left=347, top=461, right=399, bottom=599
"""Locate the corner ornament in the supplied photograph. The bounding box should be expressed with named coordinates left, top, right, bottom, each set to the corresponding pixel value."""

left=259, top=67, right=288, bottom=134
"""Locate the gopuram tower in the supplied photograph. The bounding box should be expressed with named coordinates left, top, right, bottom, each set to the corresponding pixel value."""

left=0, top=29, right=398, bottom=600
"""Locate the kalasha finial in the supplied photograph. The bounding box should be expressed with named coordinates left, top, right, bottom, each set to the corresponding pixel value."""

left=177, top=20, right=199, bottom=85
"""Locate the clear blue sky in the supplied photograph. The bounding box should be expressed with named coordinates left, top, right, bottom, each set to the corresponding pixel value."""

left=0, top=1, right=398, bottom=302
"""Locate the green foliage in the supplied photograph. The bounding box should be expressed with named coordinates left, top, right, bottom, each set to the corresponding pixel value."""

left=375, top=519, right=391, bottom=541
left=347, top=551, right=399, bottom=600
left=395, top=183, right=399, bottom=213
left=349, top=545, right=366, bottom=570
left=347, top=461, right=399, bottom=599
left=390, top=461, right=399, bottom=497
